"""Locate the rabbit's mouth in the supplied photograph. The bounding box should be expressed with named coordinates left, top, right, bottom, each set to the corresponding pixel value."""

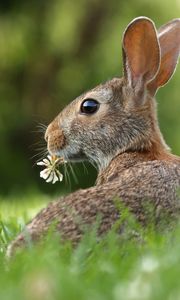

left=61, top=150, right=87, bottom=162
left=49, top=147, right=87, bottom=163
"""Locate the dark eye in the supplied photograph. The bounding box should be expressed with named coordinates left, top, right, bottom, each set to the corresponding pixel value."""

left=80, top=99, right=100, bottom=114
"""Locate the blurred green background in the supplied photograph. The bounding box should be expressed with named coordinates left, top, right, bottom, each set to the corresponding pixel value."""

left=0, top=0, right=179, bottom=197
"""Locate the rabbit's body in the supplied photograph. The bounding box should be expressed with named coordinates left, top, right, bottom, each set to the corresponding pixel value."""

left=7, top=155, right=180, bottom=254
left=7, top=17, right=180, bottom=256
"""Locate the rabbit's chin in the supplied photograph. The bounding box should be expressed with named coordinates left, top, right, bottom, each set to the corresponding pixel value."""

left=49, top=148, right=88, bottom=163
left=64, top=153, right=88, bottom=163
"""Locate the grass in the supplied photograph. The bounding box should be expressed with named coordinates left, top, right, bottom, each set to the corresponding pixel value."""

left=0, top=194, right=180, bottom=300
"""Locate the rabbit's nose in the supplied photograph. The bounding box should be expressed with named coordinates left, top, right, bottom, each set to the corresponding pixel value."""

left=44, top=118, right=59, bottom=142
left=44, top=119, right=66, bottom=154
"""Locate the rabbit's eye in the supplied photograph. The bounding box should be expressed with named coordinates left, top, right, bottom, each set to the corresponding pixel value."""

left=80, top=99, right=100, bottom=114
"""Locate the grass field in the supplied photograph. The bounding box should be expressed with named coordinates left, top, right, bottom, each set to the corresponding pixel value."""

left=0, top=194, right=180, bottom=300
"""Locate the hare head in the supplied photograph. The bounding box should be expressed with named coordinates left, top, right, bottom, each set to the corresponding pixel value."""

left=45, top=17, right=180, bottom=171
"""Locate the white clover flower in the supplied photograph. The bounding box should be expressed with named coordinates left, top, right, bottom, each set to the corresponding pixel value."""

left=37, top=155, right=65, bottom=184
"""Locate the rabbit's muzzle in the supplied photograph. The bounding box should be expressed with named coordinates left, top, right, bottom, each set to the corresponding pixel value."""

left=45, top=119, right=66, bottom=155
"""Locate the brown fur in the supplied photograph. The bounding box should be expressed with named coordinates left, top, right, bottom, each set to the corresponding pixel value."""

left=7, top=17, right=180, bottom=256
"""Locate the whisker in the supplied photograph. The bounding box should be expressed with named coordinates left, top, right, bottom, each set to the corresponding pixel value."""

left=34, top=121, right=47, bottom=128
left=32, top=152, right=47, bottom=163
left=32, top=122, right=48, bottom=135
left=38, top=122, right=47, bottom=128
left=29, top=145, right=47, bottom=159
left=31, top=130, right=46, bottom=134
left=33, top=146, right=47, bottom=152
left=29, top=121, right=49, bottom=168
left=30, top=141, right=46, bottom=147
left=31, top=149, right=48, bottom=165
left=89, top=158, right=98, bottom=171
left=69, top=162, right=78, bottom=184
left=29, top=145, right=42, bottom=152
left=82, top=162, right=89, bottom=175
left=64, top=163, right=71, bottom=190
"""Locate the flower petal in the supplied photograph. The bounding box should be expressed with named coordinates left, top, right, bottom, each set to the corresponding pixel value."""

left=42, top=158, right=50, bottom=165
left=46, top=172, right=54, bottom=183
left=52, top=173, right=59, bottom=184
left=37, top=161, right=45, bottom=166
left=40, top=168, right=50, bottom=180
left=59, top=174, right=63, bottom=182
left=47, top=155, right=52, bottom=161
left=56, top=170, right=63, bottom=182
left=54, top=159, right=60, bottom=165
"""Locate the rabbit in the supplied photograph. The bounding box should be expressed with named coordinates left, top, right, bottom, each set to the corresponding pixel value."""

left=7, top=17, right=180, bottom=256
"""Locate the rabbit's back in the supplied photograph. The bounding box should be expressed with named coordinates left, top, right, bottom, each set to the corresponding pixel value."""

left=24, top=159, right=180, bottom=241
left=7, top=153, right=180, bottom=256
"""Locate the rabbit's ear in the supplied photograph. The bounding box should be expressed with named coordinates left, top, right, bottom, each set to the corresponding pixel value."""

left=122, top=17, right=160, bottom=97
left=148, top=19, right=180, bottom=95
